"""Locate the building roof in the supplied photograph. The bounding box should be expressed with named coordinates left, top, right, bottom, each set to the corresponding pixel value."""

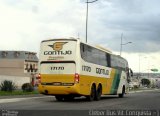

left=0, top=51, right=38, bottom=62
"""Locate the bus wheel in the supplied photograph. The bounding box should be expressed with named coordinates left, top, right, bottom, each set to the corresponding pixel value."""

left=95, top=85, right=102, bottom=101
left=86, top=85, right=96, bottom=101
left=55, top=95, right=64, bottom=101
left=119, top=86, right=125, bottom=98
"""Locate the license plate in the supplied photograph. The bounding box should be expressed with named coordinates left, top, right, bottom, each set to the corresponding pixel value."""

left=52, top=82, right=62, bottom=86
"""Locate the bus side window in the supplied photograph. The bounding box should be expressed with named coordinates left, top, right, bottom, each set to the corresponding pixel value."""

left=130, top=68, right=133, bottom=77
left=82, top=44, right=85, bottom=52
left=80, top=43, right=85, bottom=52
left=80, top=43, right=86, bottom=59
left=107, top=53, right=111, bottom=67
left=126, top=67, right=129, bottom=77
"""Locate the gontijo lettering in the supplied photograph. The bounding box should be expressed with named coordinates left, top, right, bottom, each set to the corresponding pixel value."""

left=96, top=68, right=109, bottom=75
left=44, top=42, right=72, bottom=55
left=44, top=51, right=72, bottom=55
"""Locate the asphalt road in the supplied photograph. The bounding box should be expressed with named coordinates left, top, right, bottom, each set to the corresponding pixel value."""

left=0, top=90, right=160, bottom=116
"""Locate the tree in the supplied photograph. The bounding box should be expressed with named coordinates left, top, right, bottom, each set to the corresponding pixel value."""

left=151, top=69, right=158, bottom=72
left=141, top=79, right=150, bottom=87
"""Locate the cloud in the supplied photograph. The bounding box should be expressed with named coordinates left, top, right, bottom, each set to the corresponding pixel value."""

left=1, top=0, right=160, bottom=53
left=85, top=0, right=160, bottom=53
left=0, top=0, right=85, bottom=52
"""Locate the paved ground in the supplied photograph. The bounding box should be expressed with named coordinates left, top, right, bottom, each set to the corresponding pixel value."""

left=0, top=89, right=160, bottom=116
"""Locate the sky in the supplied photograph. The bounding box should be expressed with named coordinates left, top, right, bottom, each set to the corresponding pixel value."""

left=0, top=0, right=160, bottom=73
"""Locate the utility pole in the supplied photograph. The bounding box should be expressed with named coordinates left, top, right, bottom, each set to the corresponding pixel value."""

left=85, top=0, right=98, bottom=43
left=120, top=33, right=123, bottom=56
left=120, top=33, right=132, bottom=56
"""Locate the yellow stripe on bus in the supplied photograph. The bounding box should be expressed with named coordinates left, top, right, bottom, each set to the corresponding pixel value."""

left=105, top=69, right=116, bottom=94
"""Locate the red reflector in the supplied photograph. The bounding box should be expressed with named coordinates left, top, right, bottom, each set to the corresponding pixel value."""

left=37, top=73, right=41, bottom=83
left=74, top=73, right=79, bottom=83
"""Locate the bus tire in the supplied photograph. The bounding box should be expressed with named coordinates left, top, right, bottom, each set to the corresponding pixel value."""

left=95, top=84, right=102, bottom=101
left=55, top=95, right=64, bottom=101
left=119, top=86, right=125, bottom=98
left=86, top=84, right=96, bottom=101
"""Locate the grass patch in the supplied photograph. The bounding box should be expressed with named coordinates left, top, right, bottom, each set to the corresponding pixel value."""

left=0, top=90, right=39, bottom=96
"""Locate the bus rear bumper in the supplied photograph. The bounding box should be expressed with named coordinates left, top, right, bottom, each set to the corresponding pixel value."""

left=38, top=84, right=80, bottom=95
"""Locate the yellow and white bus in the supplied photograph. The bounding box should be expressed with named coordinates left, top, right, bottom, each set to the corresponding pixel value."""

left=38, top=38, right=130, bottom=101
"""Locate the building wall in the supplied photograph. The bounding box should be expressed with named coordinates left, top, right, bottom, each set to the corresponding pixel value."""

left=0, top=51, right=38, bottom=76
left=0, top=59, right=30, bottom=76
left=0, top=59, right=24, bottom=68
left=0, top=75, right=30, bottom=89
left=0, top=51, right=38, bottom=87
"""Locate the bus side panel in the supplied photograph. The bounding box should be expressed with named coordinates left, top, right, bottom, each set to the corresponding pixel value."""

left=117, top=71, right=128, bottom=94
left=110, top=69, right=121, bottom=94
left=105, top=69, right=116, bottom=94
left=77, top=70, right=122, bottom=96
left=77, top=63, right=126, bottom=96
left=78, top=75, right=107, bottom=95
left=103, top=69, right=122, bottom=95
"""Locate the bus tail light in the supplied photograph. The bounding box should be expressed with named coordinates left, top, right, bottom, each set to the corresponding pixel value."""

left=74, top=73, right=79, bottom=83
left=37, top=73, right=41, bottom=84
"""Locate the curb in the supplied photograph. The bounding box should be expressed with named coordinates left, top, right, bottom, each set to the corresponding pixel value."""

left=129, top=89, right=160, bottom=94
